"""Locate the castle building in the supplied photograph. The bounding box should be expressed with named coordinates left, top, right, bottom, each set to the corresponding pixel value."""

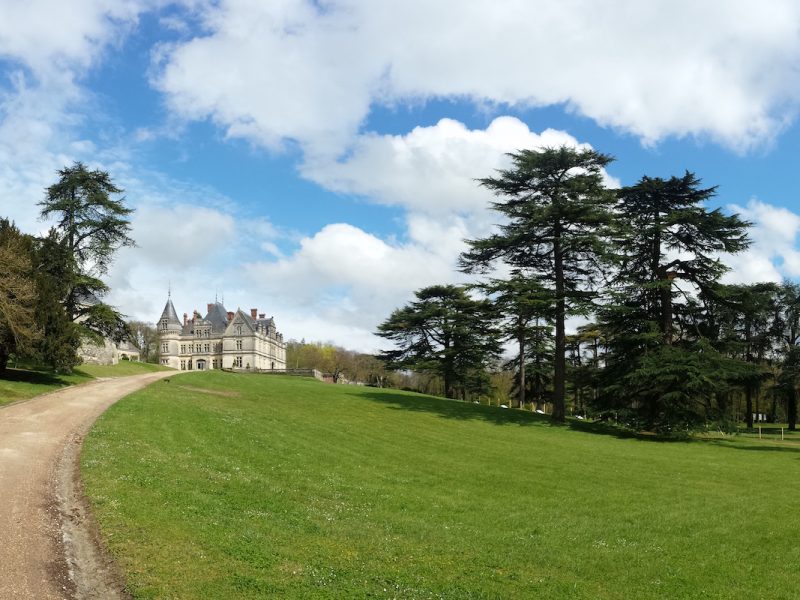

left=157, top=297, right=286, bottom=371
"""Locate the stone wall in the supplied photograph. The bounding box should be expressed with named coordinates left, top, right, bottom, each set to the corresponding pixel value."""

left=78, top=339, right=118, bottom=365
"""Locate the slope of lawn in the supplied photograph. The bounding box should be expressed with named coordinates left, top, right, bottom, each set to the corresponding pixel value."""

left=77, top=361, right=172, bottom=378
left=0, top=367, right=92, bottom=405
left=82, top=372, right=800, bottom=599
left=0, top=361, right=172, bottom=406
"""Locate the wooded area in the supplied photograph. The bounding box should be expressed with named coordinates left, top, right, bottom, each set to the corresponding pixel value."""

left=0, top=163, right=131, bottom=373
left=377, top=146, right=798, bottom=432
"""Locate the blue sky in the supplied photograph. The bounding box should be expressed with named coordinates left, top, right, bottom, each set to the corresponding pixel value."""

left=2, top=1, right=800, bottom=350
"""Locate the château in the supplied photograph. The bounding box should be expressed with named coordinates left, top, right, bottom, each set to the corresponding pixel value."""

left=158, top=297, right=286, bottom=371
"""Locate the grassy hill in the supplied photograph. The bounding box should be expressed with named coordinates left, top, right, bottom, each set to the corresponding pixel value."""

left=0, top=361, right=171, bottom=406
left=82, top=372, right=800, bottom=599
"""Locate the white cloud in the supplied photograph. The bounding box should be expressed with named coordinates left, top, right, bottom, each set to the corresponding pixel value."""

left=303, top=117, right=599, bottom=214
left=0, top=0, right=158, bottom=231
left=723, top=199, right=800, bottom=283
left=155, top=0, right=800, bottom=154
left=231, top=215, right=480, bottom=351
left=0, top=0, right=151, bottom=75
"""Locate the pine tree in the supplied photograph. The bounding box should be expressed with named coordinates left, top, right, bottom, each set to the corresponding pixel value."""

left=475, top=272, right=553, bottom=408
left=38, top=163, right=133, bottom=351
left=597, top=172, right=751, bottom=429
left=460, top=146, right=615, bottom=421
left=0, top=220, right=40, bottom=371
left=377, top=285, right=501, bottom=400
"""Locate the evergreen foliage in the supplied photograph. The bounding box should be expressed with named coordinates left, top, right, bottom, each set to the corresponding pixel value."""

left=596, top=172, right=752, bottom=428
left=377, top=285, right=501, bottom=400
left=475, top=272, right=553, bottom=408
left=460, top=146, right=615, bottom=421
left=0, top=220, right=40, bottom=371
left=38, top=162, right=132, bottom=353
left=0, top=163, right=133, bottom=374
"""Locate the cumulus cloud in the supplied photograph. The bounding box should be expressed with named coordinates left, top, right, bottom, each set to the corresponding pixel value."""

left=303, top=117, right=606, bottom=215
left=0, top=0, right=151, bottom=75
left=723, top=199, right=800, bottom=284
left=0, top=0, right=158, bottom=231
left=155, top=0, right=800, bottom=154
left=243, top=221, right=465, bottom=319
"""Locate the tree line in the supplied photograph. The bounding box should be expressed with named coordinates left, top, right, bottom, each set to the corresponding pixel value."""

left=377, top=146, right=800, bottom=432
left=0, top=163, right=132, bottom=373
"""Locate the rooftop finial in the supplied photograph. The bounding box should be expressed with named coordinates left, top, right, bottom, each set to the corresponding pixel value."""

left=168, top=280, right=171, bottom=298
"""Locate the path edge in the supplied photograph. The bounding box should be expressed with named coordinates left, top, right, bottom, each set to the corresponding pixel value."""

left=52, top=371, right=177, bottom=599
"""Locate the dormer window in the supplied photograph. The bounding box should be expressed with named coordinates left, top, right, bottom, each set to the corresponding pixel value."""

left=236, top=325, right=242, bottom=336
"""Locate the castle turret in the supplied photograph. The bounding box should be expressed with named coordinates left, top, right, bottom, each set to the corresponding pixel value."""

left=158, top=298, right=183, bottom=333
left=157, top=297, right=183, bottom=369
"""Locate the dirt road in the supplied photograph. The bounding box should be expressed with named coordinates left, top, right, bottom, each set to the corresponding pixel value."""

left=0, top=371, right=176, bottom=600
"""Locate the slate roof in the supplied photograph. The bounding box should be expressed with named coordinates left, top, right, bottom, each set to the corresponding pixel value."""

left=204, top=302, right=230, bottom=333
left=159, top=298, right=181, bottom=325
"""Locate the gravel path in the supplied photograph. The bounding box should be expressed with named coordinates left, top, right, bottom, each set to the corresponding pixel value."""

left=0, top=371, right=176, bottom=600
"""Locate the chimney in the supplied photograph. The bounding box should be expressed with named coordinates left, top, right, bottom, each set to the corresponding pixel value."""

left=183, top=313, right=188, bottom=326
left=251, top=308, right=258, bottom=319
left=259, top=313, right=265, bottom=319
left=207, top=303, right=214, bottom=315
left=227, top=311, right=234, bottom=322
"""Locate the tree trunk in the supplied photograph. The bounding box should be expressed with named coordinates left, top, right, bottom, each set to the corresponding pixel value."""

left=518, top=332, right=525, bottom=409
left=443, top=370, right=453, bottom=399
left=592, top=337, right=599, bottom=404
left=660, top=274, right=673, bottom=345
left=789, top=388, right=797, bottom=431
left=552, top=229, right=566, bottom=423
left=745, top=384, right=754, bottom=429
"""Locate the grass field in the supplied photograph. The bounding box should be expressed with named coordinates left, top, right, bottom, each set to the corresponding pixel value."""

left=0, top=361, right=171, bottom=406
left=77, top=361, right=172, bottom=378
left=82, top=372, right=800, bottom=599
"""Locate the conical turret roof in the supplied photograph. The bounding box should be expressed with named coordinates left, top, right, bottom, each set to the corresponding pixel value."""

left=159, top=298, right=181, bottom=325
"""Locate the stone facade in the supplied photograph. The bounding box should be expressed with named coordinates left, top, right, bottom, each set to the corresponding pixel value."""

left=78, top=338, right=141, bottom=365
left=78, top=338, right=118, bottom=365
left=157, top=297, right=286, bottom=371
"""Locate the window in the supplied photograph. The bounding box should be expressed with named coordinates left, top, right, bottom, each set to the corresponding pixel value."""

left=181, top=360, right=186, bottom=370
left=181, top=344, right=185, bottom=353
left=162, top=342, right=168, bottom=353
left=188, top=359, right=192, bottom=370
left=236, top=339, right=242, bottom=350
left=236, top=325, right=242, bottom=336
left=234, top=356, right=243, bottom=368
left=204, top=343, right=210, bottom=352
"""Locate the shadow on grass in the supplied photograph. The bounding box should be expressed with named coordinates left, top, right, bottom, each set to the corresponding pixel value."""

left=700, top=438, right=800, bottom=455
left=352, top=390, right=685, bottom=443
left=353, top=390, right=551, bottom=427
left=352, top=389, right=800, bottom=454
left=1, top=367, right=92, bottom=387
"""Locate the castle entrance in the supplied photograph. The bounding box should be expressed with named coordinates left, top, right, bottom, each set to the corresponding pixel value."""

left=196, top=359, right=206, bottom=370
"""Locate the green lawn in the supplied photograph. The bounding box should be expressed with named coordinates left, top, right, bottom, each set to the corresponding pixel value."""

left=77, top=361, right=172, bottom=378
left=82, top=372, right=800, bottom=599
left=0, top=367, right=92, bottom=405
left=0, top=361, right=172, bottom=406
